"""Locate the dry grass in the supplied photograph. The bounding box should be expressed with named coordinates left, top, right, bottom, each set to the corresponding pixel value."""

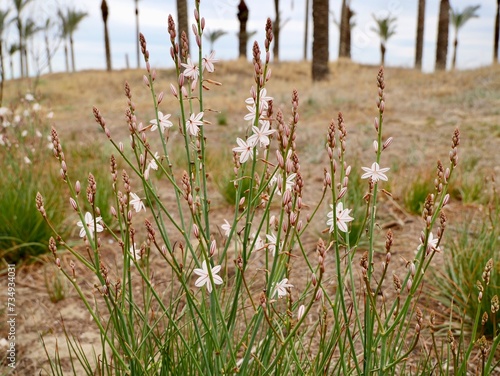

left=1, top=60, right=499, bottom=374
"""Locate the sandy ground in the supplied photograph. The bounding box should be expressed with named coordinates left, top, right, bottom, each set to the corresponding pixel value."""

left=1, top=60, right=499, bottom=374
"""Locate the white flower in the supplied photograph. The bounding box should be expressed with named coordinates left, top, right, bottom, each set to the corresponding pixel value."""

left=21, top=130, right=28, bottom=137
left=186, top=112, right=204, bottom=136
left=23, top=156, right=31, bottom=164
left=274, top=278, right=293, bottom=298
left=148, top=152, right=159, bottom=171
left=245, top=88, right=273, bottom=110
left=181, top=58, right=199, bottom=81
left=150, top=111, right=173, bottom=132
left=221, top=219, right=231, bottom=237
left=32, top=103, right=41, bottom=111
left=25, top=93, right=34, bottom=101
left=266, top=233, right=282, bottom=256
left=76, top=212, right=104, bottom=238
left=247, top=120, right=275, bottom=148
left=327, top=202, right=354, bottom=233
left=297, top=304, right=305, bottom=320
left=244, top=104, right=258, bottom=122
left=193, top=260, right=223, bottom=293
left=47, top=111, right=54, bottom=119
left=0, top=135, right=4, bottom=146
left=252, top=233, right=265, bottom=250
left=129, top=243, right=142, bottom=262
left=232, top=137, right=256, bottom=163
left=0, top=107, right=10, bottom=116
left=130, top=192, right=146, bottom=212
left=202, top=51, right=218, bottom=73
left=361, top=162, right=390, bottom=182
left=270, top=172, right=296, bottom=195
left=422, top=232, right=441, bottom=254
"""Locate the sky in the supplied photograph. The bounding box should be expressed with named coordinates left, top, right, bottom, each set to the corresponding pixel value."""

left=2, top=0, right=497, bottom=77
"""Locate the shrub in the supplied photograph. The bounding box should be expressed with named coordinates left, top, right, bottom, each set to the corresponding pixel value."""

left=37, top=3, right=499, bottom=375
left=0, top=95, right=69, bottom=263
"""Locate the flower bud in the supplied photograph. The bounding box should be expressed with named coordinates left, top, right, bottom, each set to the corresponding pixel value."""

left=157, top=91, right=164, bottom=104
left=296, top=220, right=303, bottom=232
left=311, top=273, right=317, bottom=286
left=69, top=197, right=77, bottom=211
left=210, top=239, right=217, bottom=257
left=315, top=289, right=323, bottom=301
left=443, top=193, right=450, bottom=207
left=383, top=137, right=394, bottom=150
left=406, top=278, right=413, bottom=293
left=297, top=304, right=305, bottom=320
left=193, top=224, right=199, bottom=238
left=75, top=180, right=81, bottom=195
left=170, top=83, right=178, bottom=98
left=143, top=75, right=150, bottom=87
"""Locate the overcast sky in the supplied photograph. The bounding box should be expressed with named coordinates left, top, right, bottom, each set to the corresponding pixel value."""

left=2, top=0, right=497, bottom=76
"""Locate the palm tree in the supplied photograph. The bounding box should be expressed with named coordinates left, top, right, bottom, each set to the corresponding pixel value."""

left=338, top=0, right=355, bottom=59
left=312, top=0, right=329, bottom=81
left=8, top=44, right=19, bottom=79
left=450, top=5, right=480, bottom=70
left=371, top=14, right=397, bottom=66
left=0, top=9, right=11, bottom=105
left=495, top=0, right=499, bottom=64
left=177, top=0, right=188, bottom=58
left=22, top=18, right=41, bottom=77
left=135, top=0, right=140, bottom=68
left=13, top=0, right=33, bottom=78
left=43, top=18, right=53, bottom=74
left=303, top=0, right=310, bottom=60
left=65, top=9, right=88, bottom=72
left=274, top=0, right=280, bottom=61
left=237, top=0, right=249, bottom=58
left=101, top=0, right=112, bottom=71
left=435, top=0, right=450, bottom=71
left=493, top=0, right=500, bottom=64
left=414, top=0, right=426, bottom=70
left=58, top=10, right=70, bottom=73
left=204, top=29, right=227, bottom=52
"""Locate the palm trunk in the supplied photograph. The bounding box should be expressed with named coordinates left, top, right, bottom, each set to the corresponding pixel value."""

left=451, top=34, right=458, bottom=70
left=0, top=43, right=4, bottom=106
left=177, top=0, right=189, bottom=58
left=135, top=0, right=140, bottom=68
left=238, top=1, right=249, bottom=59
left=494, top=0, right=500, bottom=63
left=338, top=0, right=349, bottom=58
left=312, top=0, right=329, bottom=81
left=17, top=19, right=24, bottom=78
left=415, top=0, right=425, bottom=70
left=102, top=0, right=112, bottom=72
left=24, top=48, right=29, bottom=77
left=303, top=0, right=309, bottom=60
left=45, top=33, right=52, bottom=74
left=9, top=55, right=13, bottom=80
left=380, top=43, right=386, bottom=66
left=70, top=35, right=76, bottom=72
left=64, top=41, right=69, bottom=73
left=435, top=0, right=450, bottom=71
left=273, top=0, right=280, bottom=61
